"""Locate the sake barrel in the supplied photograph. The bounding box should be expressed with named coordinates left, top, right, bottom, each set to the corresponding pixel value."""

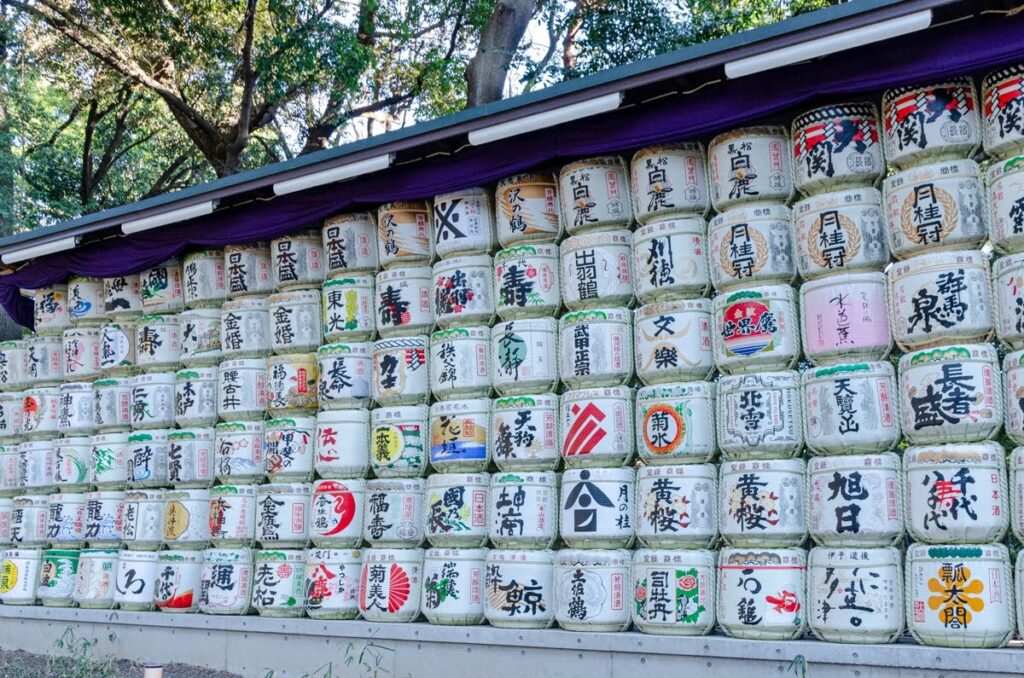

left=636, top=382, right=716, bottom=464
left=369, top=406, right=429, bottom=478
left=0, top=392, right=22, bottom=441
left=887, top=249, right=993, bottom=351
left=310, top=479, right=364, bottom=548
left=321, top=276, right=374, bottom=342
left=634, top=299, right=714, bottom=385
left=986, top=155, right=1024, bottom=254
left=179, top=310, right=223, bottom=368
left=362, top=478, right=424, bottom=547
left=559, top=156, right=633, bottom=235
left=484, top=549, right=555, bottom=628
left=153, top=550, right=202, bottom=613
left=99, top=321, right=136, bottom=375
left=129, top=372, right=175, bottom=430
left=127, top=429, right=170, bottom=488
left=20, top=439, right=55, bottom=491
left=114, top=549, right=160, bottom=610
left=422, top=547, right=486, bottom=625
left=140, top=259, right=184, bottom=313
left=560, top=467, right=635, bottom=549
left=72, top=547, right=118, bottom=609
left=709, top=203, right=796, bottom=291
left=266, top=353, right=318, bottom=415
left=24, top=336, right=63, bottom=386
left=632, top=548, right=716, bottom=635
left=491, top=394, right=559, bottom=472
left=84, top=490, right=123, bottom=547
left=431, top=255, right=495, bottom=329
left=255, top=483, right=310, bottom=548
left=225, top=243, right=273, bottom=298
left=378, top=201, right=433, bottom=269
left=174, top=367, right=217, bottom=428
left=209, top=484, right=256, bottom=547
left=0, top=548, right=41, bottom=604
left=304, top=547, right=361, bottom=619
left=0, top=446, right=17, bottom=496
left=120, top=489, right=165, bottom=550
left=808, top=453, right=904, bottom=546
left=906, top=542, right=1014, bottom=648
left=93, top=377, right=132, bottom=431
left=215, top=421, right=265, bottom=483
left=0, top=498, right=11, bottom=542
left=494, top=244, right=561, bottom=319
left=264, top=416, right=315, bottom=482
left=182, top=249, right=226, bottom=309
left=495, top=172, right=561, bottom=247
left=712, top=285, right=799, bottom=374
left=631, top=142, right=710, bottom=223
left=162, top=488, right=211, bottom=550
left=899, top=344, right=1002, bottom=445
left=807, top=546, right=903, bottom=643
left=198, top=547, right=253, bottom=615
left=717, top=547, right=807, bottom=640
left=68, top=276, right=104, bottom=326
left=709, top=126, right=793, bottom=211
left=424, top=473, right=488, bottom=547
left=220, top=297, right=271, bottom=358
left=135, top=314, right=182, bottom=371
left=33, top=285, right=70, bottom=336
left=905, top=442, right=1008, bottom=544
left=54, top=437, right=93, bottom=491
left=793, top=187, right=889, bottom=279
left=994, top=253, right=1024, bottom=349
left=37, top=548, right=79, bottom=606
left=1006, top=351, right=1024, bottom=446
left=800, top=272, right=892, bottom=365
left=57, top=382, right=95, bottom=436
left=358, top=548, right=424, bottom=622
left=717, top=371, right=803, bottom=460
left=371, top=335, right=429, bottom=406
left=428, top=399, right=490, bottom=473
left=432, top=187, right=495, bottom=259
left=317, top=343, right=371, bottom=410
left=314, top=409, right=370, bottom=479
left=883, top=159, right=987, bottom=258
left=270, top=230, right=324, bottom=291
left=90, top=431, right=129, bottom=488
left=636, top=464, right=717, bottom=548
left=632, top=216, right=711, bottom=303
left=560, top=230, right=634, bottom=310
left=553, top=548, right=631, bottom=632
left=217, top=358, right=267, bottom=421
left=22, top=388, right=59, bottom=439
left=559, top=308, right=633, bottom=389
left=719, top=458, right=806, bottom=547
left=268, top=289, right=322, bottom=353
left=490, top=318, right=557, bottom=396
left=103, top=274, right=143, bottom=318
left=429, top=327, right=490, bottom=400
left=374, top=267, right=434, bottom=337
left=791, top=102, right=884, bottom=196
left=882, top=79, right=980, bottom=169
left=62, top=327, right=102, bottom=381
left=323, top=212, right=379, bottom=275
left=560, top=386, right=633, bottom=468
left=983, top=64, right=1024, bottom=160
left=489, top=471, right=557, bottom=549
left=803, top=362, right=900, bottom=455
left=46, top=492, right=86, bottom=547
left=0, top=341, right=26, bottom=391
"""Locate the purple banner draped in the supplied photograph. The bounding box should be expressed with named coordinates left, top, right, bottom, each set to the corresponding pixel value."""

left=3, top=12, right=1024, bottom=328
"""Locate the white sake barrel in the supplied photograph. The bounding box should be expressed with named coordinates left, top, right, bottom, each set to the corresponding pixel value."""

left=359, top=548, right=424, bottom=622
left=994, top=253, right=1024, bottom=349
left=90, top=431, right=129, bottom=488
left=0, top=341, right=27, bottom=391
left=495, top=172, right=561, bottom=247
left=209, top=484, right=256, bottom=547
left=560, top=386, right=633, bottom=468
left=634, top=299, right=714, bottom=385
left=22, top=387, right=59, bottom=439
left=803, top=362, right=900, bottom=455
left=270, top=230, right=324, bottom=291
left=99, top=321, right=136, bottom=374
left=317, top=343, right=371, bottom=409
left=220, top=296, right=271, bottom=358
left=491, top=318, right=558, bottom=396
left=199, top=547, right=253, bottom=615
left=882, top=80, right=981, bottom=169
left=46, top=492, right=86, bottom=546
left=807, top=546, right=903, bottom=643
left=792, top=102, right=884, bottom=196
left=374, top=267, right=434, bottom=337
left=636, top=382, right=716, bottom=464
left=421, top=547, right=486, bottom=625
left=717, top=547, right=806, bottom=640
left=310, top=479, right=364, bottom=548
left=712, top=284, right=799, bottom=374
left=217, top=358, right=267, bottom=421
left=205, top=426, right=256, bottom=495
left=0, top=548, right=41, bottom=604
left=264, top=416, right=315, bottom=482
left=314, top=409, right=370, bottom=479
left=321, top=276, right=374, bottom=342
left=0, top=445, right=17, bottom=496
left=636, top=464, right=717, bottom=548
left=0, top=392, right=21, bottom=441
left=632, top=548, right=716, bottom=635
left=560, top=230, right=634, bottom=310
left=631, top=142, right=710, bottom=223
left=887, top=249, right=994, bottom=351
left=369, top=406, right=428, bottom=478
left=1007, top=351, right=1024, bottom=446
left=424, top=473, right=488, bottom=547
left=905, top=442, right=1008, bottom=544
left=719, top=458, right=806, bottom=547
left=484, top=549, right=554, bottom=628
left=793, top=187, right=889, bottom=279
left=431, top=255, right=494, bottom=328
left=884, top=159, right=987, bottom=258
left=93, top=377, right=131, bottom=431
left=491, top=394, right=559, bottom=472
left=899, top=344, right=1001, bottom=444
left=140, top=259, right=184, bottom=313
left=173, top=367, right=217, bottom=428
left=57, top=382, right=95, bottom=435
left=429, top=326, right=490, bottom=400
left=102, top=274, right=143, bottom=318
left=162, top=488, right=211, bottom=550
left=62, top=327, right=101, bottom=381
left=378, top=201, right=433, bottom=269
left=800, top=272, right=892, bottom=365
left=371, top=335, right=428, bottom=406
left=84, top=490, right=123, bottom=547
left=252, top=549, right=306, bottom=616
left=266, top=353, right=318, bottom=414
left=25, top=335, right=63, bottom=385
left=114, top=549, right=160, bottom=610
left=33, top=285, right=70, bottom=336
left=986, top=156, right=1024, bottom=254
left=632, top=216, right=710, bottom=303
left=54, top=437, right=93, bottom=491
left=0, top=497, right=11, bottom=542
left=560, top=467, right=634, bottom=549
left=808, top=453, right=903, bottom=546
left=559, top=308, right=632, bottom=389
left=554, top=548, right=631, bottom=632
left=135, top=314, right=181, bottom=371
left=709, top=126, right=793, bottom=211
left=121, top=489, right=165, bottom=550
left=489, top=471, right=557, bottom=549
left=19, top=439, right=55, bottom=491
left=153, top=550, right=202, bottom=613
left=68, top=276, right=104, bottom=326
left=127, top=429, right=170, bottom=488
left=256, top=483, right=310, bottom=548
left=709, top=204, right=795, bottom=291
left=323, top=212, right=379, bottom=275
left=182, top=249, right=226, bottom=309
left=362, top=478, right=424, bottom=547
left=268, top=289, right=322, bottom=354
left=129, top=372, right=175, bottom=430
left=429, top=399, right=490, bottom=473
left=432, top=187, right=495, bottom=258
left=225, top=243, right=274, bottom=298
left=559, top=156, right=633, bottom=235
left=304, top=547, right=361, bottom=619
left=906, top=542, right=1013, bottom=648
left=717, top=371, right=803, bottom=460
left=494, top=244, right=560, bottom=319
left=38, top=548, right=80, bottom=606
left=73, top=548, right=118, bottom=609
left=983, top=64, right=1024, bottom=160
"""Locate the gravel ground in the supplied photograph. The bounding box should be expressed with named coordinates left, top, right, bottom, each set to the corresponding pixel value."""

left=0, top=649, right=242, bottom=678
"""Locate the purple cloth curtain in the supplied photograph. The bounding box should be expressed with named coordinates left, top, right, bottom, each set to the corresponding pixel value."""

left=4, top=13, right=1024, bottom=328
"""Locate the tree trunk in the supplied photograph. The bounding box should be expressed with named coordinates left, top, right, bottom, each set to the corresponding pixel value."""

left=0, top=0, right=14, bottom=236
left=465, top=0, right=536, bottom=107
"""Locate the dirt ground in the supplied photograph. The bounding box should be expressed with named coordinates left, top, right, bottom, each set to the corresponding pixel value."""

left=0, top=649, right=243, bottom=678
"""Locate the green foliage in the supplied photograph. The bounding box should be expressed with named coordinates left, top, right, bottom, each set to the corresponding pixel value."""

left=46, top=626, right=121, bottom=678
